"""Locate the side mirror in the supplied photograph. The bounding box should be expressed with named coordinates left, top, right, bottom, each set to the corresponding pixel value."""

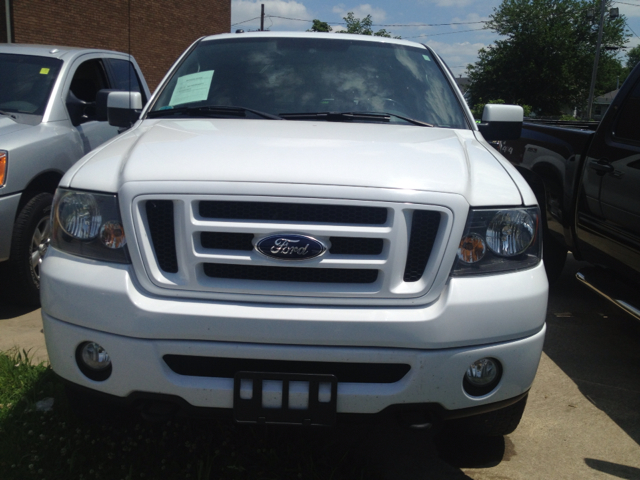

left=477, top=104, right=523, bottom=141
left=96, top=89, right=121, bottom=121
left=107, top=91, right=143, bottom=128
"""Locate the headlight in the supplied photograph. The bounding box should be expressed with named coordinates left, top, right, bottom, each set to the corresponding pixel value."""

left=452, top=207, right=541, bottom=275
left=51, top=189, right=129, bottom=263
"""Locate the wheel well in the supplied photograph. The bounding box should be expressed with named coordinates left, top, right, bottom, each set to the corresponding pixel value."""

left=17, top=171, right=62, bottom=215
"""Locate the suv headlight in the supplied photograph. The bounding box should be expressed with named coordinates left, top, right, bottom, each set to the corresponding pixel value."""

left=51, top=188, right=129, bottom=263
left=452, top=207, right=541, bottom=275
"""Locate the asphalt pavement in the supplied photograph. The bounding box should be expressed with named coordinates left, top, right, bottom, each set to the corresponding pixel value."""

left=1, top=254, right=639, bottom=479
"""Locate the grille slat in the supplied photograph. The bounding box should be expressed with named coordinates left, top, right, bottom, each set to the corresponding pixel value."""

left=403, top=211, right=441, bottom=282
left=163, top=355, right=410, bottom=383
left=146, top=200, right=178, bottom=273
left=199, top=201, right=387, bottom=225
left=204, top=263, right=378, bottom=284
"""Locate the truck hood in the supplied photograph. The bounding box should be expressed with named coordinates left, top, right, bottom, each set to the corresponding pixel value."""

left=66, top=119, right=523, bottom=206
left=0, top=116, right=31, bottom=138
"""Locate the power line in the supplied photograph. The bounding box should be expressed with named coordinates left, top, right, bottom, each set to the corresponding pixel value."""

left=625, top=20, right=640, bottom=38
left=234, top=15, right=487, bottom=28
left=231, top=16, right=261, bottom=27
left=406, top=28, right=488, bottom=39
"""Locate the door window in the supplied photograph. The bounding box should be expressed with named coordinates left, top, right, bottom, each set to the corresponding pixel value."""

left=612, top=79, right=640, bottom=145
left=67, top=59, right=109, bottom=125
left=106, top=58, right=146, bottom=104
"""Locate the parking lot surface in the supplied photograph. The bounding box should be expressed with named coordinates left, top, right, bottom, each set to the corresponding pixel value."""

left=1, top=254, right=639, bottom=478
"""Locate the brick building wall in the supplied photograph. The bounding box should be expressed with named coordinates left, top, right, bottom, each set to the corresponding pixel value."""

left=8, top=0, right=230, bottom=90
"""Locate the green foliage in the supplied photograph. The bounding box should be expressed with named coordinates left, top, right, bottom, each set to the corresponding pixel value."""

left=626, top=44, right=640, bottom=70
left=308, top=19, right=332, bottom=32
left=0, top=350, right=378, bottom=479
left=342, top=12, right=399, bottom=38
left=467, top=0, right=628, bottom=115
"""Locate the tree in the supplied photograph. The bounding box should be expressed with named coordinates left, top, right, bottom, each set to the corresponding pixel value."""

left=308, top=19, right=332, bottom=33
left=342, top=12, right=396, bottom=38
left=467, top=0, right=627, bottom=116
left=626, top=44, right=640, bottom=69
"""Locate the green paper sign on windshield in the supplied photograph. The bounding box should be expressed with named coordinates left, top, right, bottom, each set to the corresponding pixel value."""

left=169, top=70, right=214, bottom=106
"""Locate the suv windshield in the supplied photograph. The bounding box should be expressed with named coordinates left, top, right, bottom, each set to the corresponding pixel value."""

left=0, top=54, right=63, bottom=117
left=150, top=36, right=468, bottom=129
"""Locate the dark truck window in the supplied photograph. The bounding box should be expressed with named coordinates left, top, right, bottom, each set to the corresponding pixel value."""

left=613, top=79, right=640, bottom=144
left=150, top=37, right=467, bottom=129
left=66, top=58, right=111, bottom=125
left=0, top=54, right=63, bottom=116
left=106, top=58, right=146, bottom=103
left=69, top=59, right=109, bottom=103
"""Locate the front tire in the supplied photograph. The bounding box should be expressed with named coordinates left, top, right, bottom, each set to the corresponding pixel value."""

left=6, top=192, right=53, bottom=307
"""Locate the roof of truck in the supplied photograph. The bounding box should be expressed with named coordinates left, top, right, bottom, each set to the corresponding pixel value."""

left=0, top=43, right=128, bottom=60
left=201, top=31, right=428, bottom=50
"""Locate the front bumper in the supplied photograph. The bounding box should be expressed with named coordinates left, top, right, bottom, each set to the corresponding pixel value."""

left=41, top=247, right=547, bottom=415
left=0, top=192, right=21, bottom=261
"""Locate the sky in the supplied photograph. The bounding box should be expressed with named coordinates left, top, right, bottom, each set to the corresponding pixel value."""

left=230, top=0, right=640, bottom=78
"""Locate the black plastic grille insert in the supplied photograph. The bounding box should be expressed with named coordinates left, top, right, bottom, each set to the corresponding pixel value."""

left=163, top=355, right=410, bottom=383
left=199, top=201, right=387, bottom=225
left=200, top=232, right=383, bottom=256
left=146, top=200, right=178, bottom=273
left=204, top=263, right=378, bottom=284
left=403, top=211, right=441, bottom=282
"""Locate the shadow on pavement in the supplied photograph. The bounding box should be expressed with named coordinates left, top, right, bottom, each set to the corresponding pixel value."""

left=0, top=299, right=37, bottom=320
left=543, top=254, right=640, bottom=447
left=584, top=458, right=640, bottom=479
left=435, top=433, right=507, bottom=469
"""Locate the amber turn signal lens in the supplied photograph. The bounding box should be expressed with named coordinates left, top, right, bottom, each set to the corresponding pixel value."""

left=457, top=234, right=486, bottom=264
left=99, top=221, right=127, bottom=249
left=0, top=152, right=7, bottom=186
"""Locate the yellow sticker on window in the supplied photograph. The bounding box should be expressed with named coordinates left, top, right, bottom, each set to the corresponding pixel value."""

left=40, top=68, right=50, bottom=74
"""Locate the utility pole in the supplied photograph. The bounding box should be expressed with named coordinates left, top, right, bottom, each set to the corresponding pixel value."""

left=586, top=0, right=607, bottom=120
left=5, top=0, right=11, bottom=43
left=260, top=4, right=264, bottom=31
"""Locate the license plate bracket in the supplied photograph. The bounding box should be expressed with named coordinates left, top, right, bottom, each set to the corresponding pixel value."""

left=233, top=371, right=337, bottom=426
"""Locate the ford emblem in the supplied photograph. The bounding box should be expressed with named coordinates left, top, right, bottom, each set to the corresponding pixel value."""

left=256, top=234, right=327, bottom=261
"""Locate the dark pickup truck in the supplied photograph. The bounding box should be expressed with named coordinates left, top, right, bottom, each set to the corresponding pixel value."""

left=500, top=64, right=640, bottom=321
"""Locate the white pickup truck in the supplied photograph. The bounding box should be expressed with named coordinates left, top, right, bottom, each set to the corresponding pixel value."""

left=0, top=44, right=150, bottom=306
left=41, top=32, right=548, bottom=434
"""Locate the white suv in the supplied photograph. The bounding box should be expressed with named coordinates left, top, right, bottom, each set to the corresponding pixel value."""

left=41, top=32, right=547, bottom=434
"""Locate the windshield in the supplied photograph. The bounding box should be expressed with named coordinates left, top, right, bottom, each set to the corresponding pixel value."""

left=150, top=37, right=468, bottom=129
left=0, top=54, right=63, bottom=117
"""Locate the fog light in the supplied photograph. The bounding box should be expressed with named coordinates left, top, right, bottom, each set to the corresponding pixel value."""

left=76, top=342, right=112, bottom=381
left=463, top=358, right=501, bottom=396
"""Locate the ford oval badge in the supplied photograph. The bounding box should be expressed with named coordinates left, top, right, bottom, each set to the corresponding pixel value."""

left=256, top=234, right=327, bottom=261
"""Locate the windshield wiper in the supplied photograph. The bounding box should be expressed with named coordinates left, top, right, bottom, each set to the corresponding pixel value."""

left=0, top=110, right=17, bottom=119
left=147, top=105, right=283, bottom=120
left=278, top=111, right=433, bottom=127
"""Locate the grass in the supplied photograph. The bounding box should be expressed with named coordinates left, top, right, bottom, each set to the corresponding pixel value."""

left=0, top=349, right=385, bottom=480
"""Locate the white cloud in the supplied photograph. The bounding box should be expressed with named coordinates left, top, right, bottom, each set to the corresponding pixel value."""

left=232, top=0, right=313, bottom=31
left=332, top=4, right=387, bottom=23
left=424, top=0, right=477, bottom=7
left=618, top=4, right=640, bottom=19
left=425, top=40, right=487, bottom=76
